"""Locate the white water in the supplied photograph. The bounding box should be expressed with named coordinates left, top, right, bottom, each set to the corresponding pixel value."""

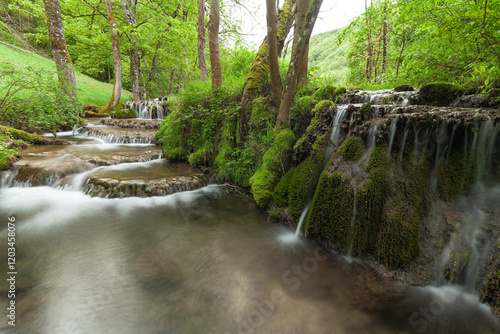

left=126, top=99, right=166, bottom=120
left=388, top=118, right=398, bottom=154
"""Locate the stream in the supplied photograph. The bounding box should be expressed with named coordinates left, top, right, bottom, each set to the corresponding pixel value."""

left=0, top=117, right=499, bottom=333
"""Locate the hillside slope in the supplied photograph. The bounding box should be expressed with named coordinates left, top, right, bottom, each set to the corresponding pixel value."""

left=0, top=43, right=132, bottom=106
left=308, top=28, right=349, bottom=81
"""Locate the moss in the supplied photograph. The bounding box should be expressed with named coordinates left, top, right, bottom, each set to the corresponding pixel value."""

left=359, top=103, right=373, bottom=122
left=188, top=143, right=213, bottom=166
left=246, top=43, right=270, bottom=95
left=113, top=108, right=136, bottom=119
left=249, top=97, right=275, bottom=137
left=249, top=129, right=296, bottom=207
left=273, top=167, right=295, bottom=207
left=333, top=86, right=347, bottom=99
left=418, top=82, right=466, bottom=106
left=292, top=96, right=314, bottom=116
left=288, top=135, right=327, bottom=219
left=312, top=85, right=335, bottom=101
left=341, top=137, right=363, bottom=161
left=437, top=150, right=472, bottom=201
left=0, top=126, right=45, bottom=144
left=293, top=100, right=333, bottom=163
left=394, top=85, right=414, bottom=92
left=0, top=146, right=19, bottom=170
left=306, top=170, right=354, bottom=252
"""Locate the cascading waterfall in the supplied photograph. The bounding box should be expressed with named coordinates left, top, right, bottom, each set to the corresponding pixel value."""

left=387, top=118, right=398, bottom=154
left=125, top=98, right=167, bottom=120
left=324, top=106, right=348, bottom=165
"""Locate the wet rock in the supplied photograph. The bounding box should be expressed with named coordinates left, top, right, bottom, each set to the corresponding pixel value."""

left=452, top=94, right=498, bottom=108
left=95, top=118, right=162, bottom=130
left=394, top=85, right=415, bottom=92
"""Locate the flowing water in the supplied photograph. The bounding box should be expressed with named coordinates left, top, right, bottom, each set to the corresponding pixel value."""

left=1, top=104, right=499, bottom=333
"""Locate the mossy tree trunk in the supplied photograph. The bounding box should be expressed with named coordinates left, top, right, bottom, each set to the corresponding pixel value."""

left=208, top=0, right=222, bottom=90
left=275, top=0, right=323, bottom=129
left=294, top=0, right=311, bottom=87
left=239, top=0, right=295, bottom=140
left=102, top=0, right=122, bottom=113
left=42, top=0, right=78, bottom=102
left=121, top=0, right=141, bottom=102
left=197, top=0, right=207, bottom=82
left=266, top=0, right=282, bottom=107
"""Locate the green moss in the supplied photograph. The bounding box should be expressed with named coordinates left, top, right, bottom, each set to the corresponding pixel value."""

left=419, top=82, right=466, bottom=106
left=249, top=129, right=296, bottom=207
left=0, top=146, right=19, bottom=170
left=292, top=96, right=314, bottom=116
left=311, top=99, right=333, bottom=116
left=359, top=103, right=372, bottom=121
left=306, top=170, right=354, bottom=252
left=312, top=85, right=335, bottom=101
left=113, top=108, right=136, bottom=119
left=333, top=87, right=347, bottom=99
left=246, top=43, right=270, bottom=95
left=437, top=150, right=473, bottom=201
left=0, top=126, right=45, bottom=144
left=249, top=97, right=275, bottom=137
left=341, top=137, right=363, bottom=161
left=288, top=135, right=327, bottom=219
left=273, top=167, right=295, bottom=207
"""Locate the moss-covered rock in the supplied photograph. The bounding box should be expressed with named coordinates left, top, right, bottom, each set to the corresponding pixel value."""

left=249, top=97, right=275, bottom=137
left=113, top=108, right=137, bottom=119
left=312, top=85, right=335, bottom=101
left=288, top=135, right=327, bottom=219
left=273, top=168, right=295, bottom=207
left=293, top=100, right=333, bottom=164
left=333, top=86, right=347, bottom=99
left=341, top=137, right=364, bottom=161
left=394, top=85, right=414, bottom=92
left=418, top=82, right=466, bottom=106
left=0, top=126, right=45, bottom=144
left=249, top=129, right=296, bottom=207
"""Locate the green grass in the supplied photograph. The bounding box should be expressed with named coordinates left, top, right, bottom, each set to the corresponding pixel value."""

left=0, top=43, right=132, bottom=106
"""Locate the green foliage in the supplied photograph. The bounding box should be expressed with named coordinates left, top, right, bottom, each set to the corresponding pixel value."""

left=418, top=82, right=466, bottom=106
left=308, top=28, right=350, bottom=81
left=249, top=129, right=296, bottom=207
left=113, top=108, right=136, bottom=119
left=0, top=60, right=81, bottom=133
left=312, top=84, right=335, bottom=100
left=341, top=137, right=364, bottom=161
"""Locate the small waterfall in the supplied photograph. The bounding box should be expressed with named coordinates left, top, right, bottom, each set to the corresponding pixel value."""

left=387, top=118, right=398, bottom=154
left=398, top=122, right=409, bottom=167
left=324, top=106, right=348, bottom=165
left=295, top=201, right=312, bottom=237
left=125, top=98, right=167, bottom=120
left=78, top=130, right=153, bottom=144
left=366, top=125, right=378, bottom=153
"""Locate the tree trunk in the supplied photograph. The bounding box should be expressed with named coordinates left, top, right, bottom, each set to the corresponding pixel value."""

left=208, top=0, right=222, bottom=90
left=266, top=0, right=282, bottom=107
left=197, top=0, right=207, bottom=82
left=42, top=0, right=78, bottom=101
left=382, top=5, right=387, bottom=74
left=365, top=0, right=372, bottom=81
left=121, top=0, right=141, bottom=102
left=238, top=0, right=295, bottom=141
left=275, top=0, right=323, bottom=129
left=294, top=0, right=311, bottom=87
left=102, top=0, right=122, bottom=113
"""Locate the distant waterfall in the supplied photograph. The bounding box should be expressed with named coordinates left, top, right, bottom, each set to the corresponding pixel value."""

left=125, top=97, right=168, bottom=120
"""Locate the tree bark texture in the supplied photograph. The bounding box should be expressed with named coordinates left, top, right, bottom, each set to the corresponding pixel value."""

left=239, top=0, right=295, bottom=141
left=103, top=0, right=122, bottom=112
left=294, top=0, right=311, bottom=87
left=208, top=0, right=222, bottom=90
left=266, top=0, right=282, bottom=107
left=197, top=0, right=207, bottom=82
left=121, top=0, right=141, bottom=101
left=275, top=0, right=323, bottom=129
left=43, top=0, right=78, bottom=101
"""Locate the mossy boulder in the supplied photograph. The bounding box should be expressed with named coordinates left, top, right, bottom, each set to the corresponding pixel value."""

left=417, top=82, right=466, bottom=106
left=293, top=100, right=333, bottom=164
left=341, top=137, right=364, bottom=161
left=273, top=168, right=295, bottom=208
left=250, top=129, right=296, bottom=207
left=394, top=85, right=414, bottom=92
left=0, top=126, right=45, bottom=144
left=0, top=146, right=20, bottom=170
left=312, top=85, right=335, bottom=101
left=113, top=108, right=137, bottom=119
left=333, top=87, right=347, bottom=100
left=288, top=135, right=327, bottom=219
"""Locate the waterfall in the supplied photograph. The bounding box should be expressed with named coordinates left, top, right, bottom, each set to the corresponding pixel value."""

left=388, top=118, right=398, bottom=154
left=324, top=105, right=348, bottom=165
left=125, top=98, right=167, bottom=120
left=295, top=201, right=312, bottom=237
